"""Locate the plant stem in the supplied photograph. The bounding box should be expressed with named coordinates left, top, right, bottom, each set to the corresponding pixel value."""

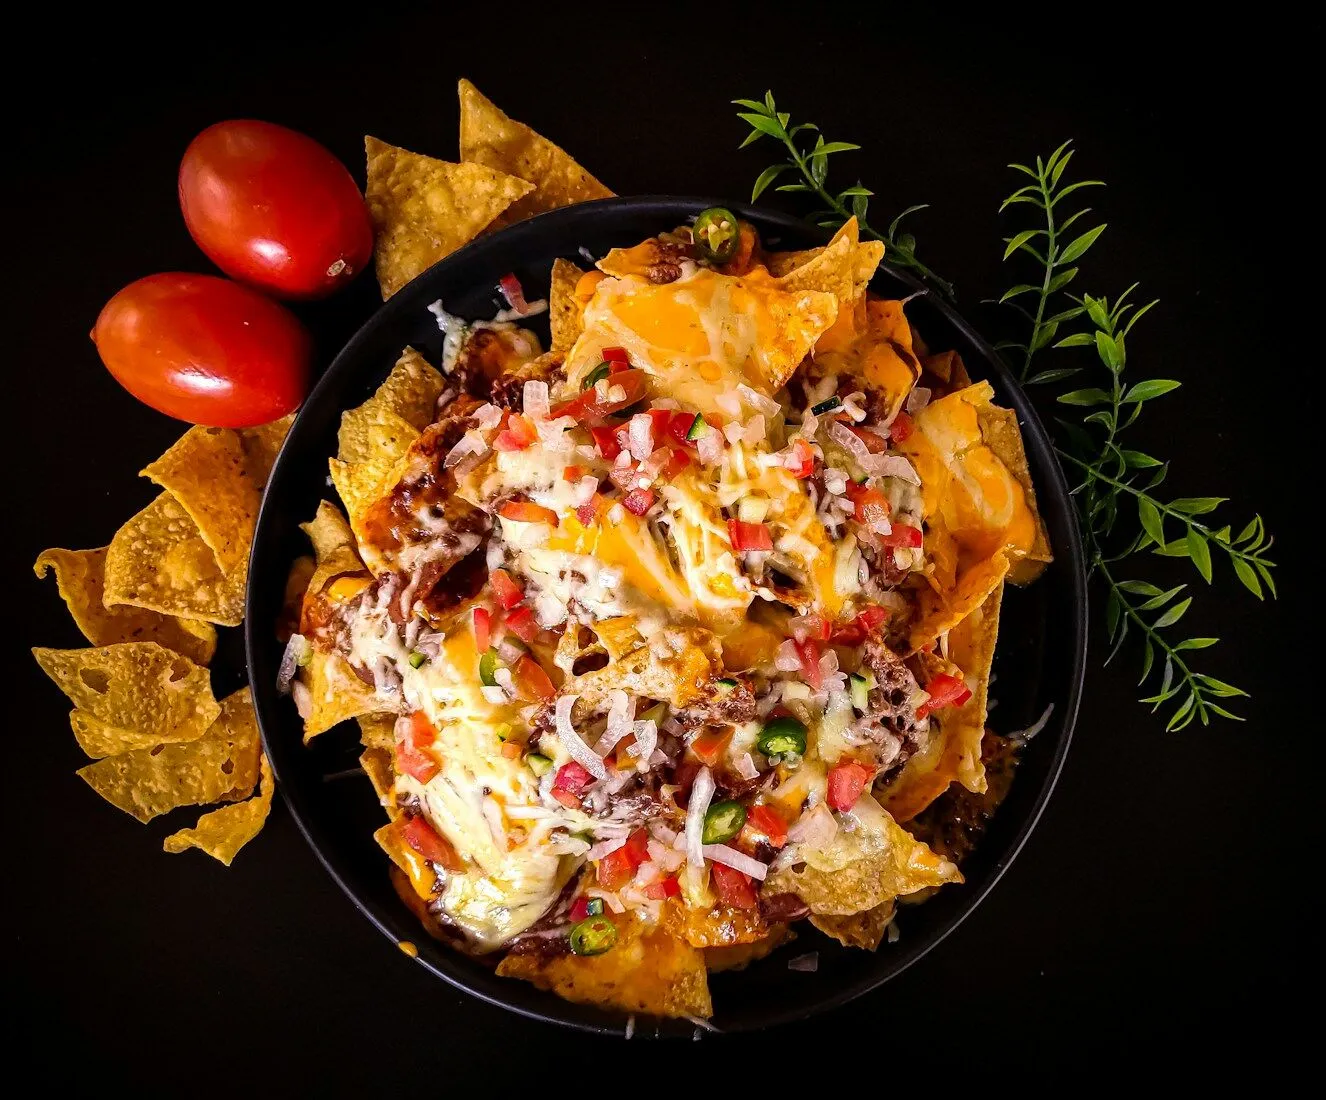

left=1020, top=173, right=1058, bottom=382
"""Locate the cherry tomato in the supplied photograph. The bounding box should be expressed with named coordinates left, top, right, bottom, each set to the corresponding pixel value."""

left=179, top=120, right=373, bottom=299
left=92, top=273, right=310, bottom=427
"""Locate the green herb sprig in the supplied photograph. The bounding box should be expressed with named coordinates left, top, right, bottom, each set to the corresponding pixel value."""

left=733, top=96, right=1280, bottom=730
left=733, top=92, right=952, bottom=296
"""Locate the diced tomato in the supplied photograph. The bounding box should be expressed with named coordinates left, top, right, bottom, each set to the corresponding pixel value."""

left=499, top=500, right=560, bottom=526
left=498, top=272, right=530, bottom=315
left=644, top=875, right=681, bottom=900
left=623, top=487, right=655, bottom=516
left=601, top=346, right=629, bottom=364
left=563, top=464, right=588, bottom=481
left=877, top=524, right=923, bottom=548
left=489, top=569, right=524, bottom=609
left=710, top=862, right=759, bottom=909
left=550, top=788, right=581, bottom=810
left=746, top=803, right=788, bottom=848
left=576, top=495, right=606, bottom=527
left=690, top=728, right=733, bottom=767
left=791, top=614, right=831, bottom=643
left=826, top=760, right=874, bottom=812
left=915, top=673, right=973, bottom=720
left=889, top=411, right=915, bottom=442
left=512, top=655, right=556, bottom=702
left=396, top=711, right=440, bottom=782
left=553, top=761, right=594, bottom=794
left=407, top=710, right=437, bottom=748
left=665, top=411, right=699, bottom=447
left=568, top=895, right=592, bottom=922
left=659, top=447, right=691, bottom=480
left=501, top=740, right=523, bottom=759
left=832, top=605, right=889, bottom=645
left=794, top=637, right=824, bottom=690
left=850, top=426, right=889, bottom=453
left=646, top=407, right=671, bottom=443
left=590, top=425, right=622, bottom=460
left=728, top=519, right=773, bottom=552
left=845, top=481, right=891, bottom=526
left=613, top=732, right=637, bottom=769
left=503, top=606, right=541, bottom=644
left=472, top=607, right=491, bottom=652
left=401, top=816, right=461, bottom=870
left=552, top=368, right=649, bottom=423
left=785, top=437, right=816, bottom=479
left=493, top=413, right=537, bottom=451
left=597, top=828, right=649, bottom=890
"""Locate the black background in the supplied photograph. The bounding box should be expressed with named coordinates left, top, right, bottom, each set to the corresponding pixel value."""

left=4, top=6, right=1313, bottom=1085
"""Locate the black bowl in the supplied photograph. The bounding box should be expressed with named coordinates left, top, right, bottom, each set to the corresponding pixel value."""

left=247, top=197, right=1087, bottom=1036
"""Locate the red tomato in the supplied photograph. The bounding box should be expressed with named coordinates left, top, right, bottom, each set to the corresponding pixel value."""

left=826, top=760, right=874, bottom=811
left=489, top=569, right=524, bottom=610
left=746, top=804, right=788, bottom=848
left=596, top=829, right=649, bottom=890
left=690, top=728, right=732, bottom=767
left=889, top=411, right=915, bottom=442
left=877, top=524, right=923, bottom=548
left=711, top=863, right=758, bottom=909
left=499, top=500, right=560, bottom=526
left=794, top=637, right=824, bottom=690
left=916, top=673, right=973, bottom=719
left=179, top=120, right=372, bottom=299
left=644, top=875, right=681, bottom=900
left=553, top=761, right=594, bottom=793
left=728, top=520, right=773, bottom=552
left=472, top=607, right=491, bottom=652
left=512, top=656, right=556, bottom=702
left=622, top=488, right=656, bottom=516
left=401, top=817, right=462, bottom=870
left=93, top=273, right=310, bottom=428
left=503, top=606, right=541, bottom=645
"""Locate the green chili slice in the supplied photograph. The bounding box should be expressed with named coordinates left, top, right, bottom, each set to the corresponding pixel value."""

left=693, top=207, right=740, bottom=263
left=702, top=800, right=747, bottom=845
left=758, top=715, right=808, bottom=756
left=478, top=649, right=500, bottom=687
left=714, top=677, right=738, bottom=693
left=525, top=752, right=553, bottom=776
left=408, top=651, right=428, bottom=669
left=585, top=897, right=605, bottom=917
left=686, top=413, right=709, bottom=440
left=811, top=396, right=842, bottom=415
left=569, top=915, right=617, bottom=956
left=582, top=362, right=612, bottom=391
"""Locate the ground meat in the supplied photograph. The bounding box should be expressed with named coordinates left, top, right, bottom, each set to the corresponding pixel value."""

left=675, top=679, right=758, bottom=730
left=909, top=732, right=1020, bottom=865
left=760, top=892, right=811, bottom=923
left=647, top=260, right=683, bottom=283
left=861, top=639, right=925, bottom=743
left=488, top=357, right=566, bottom=410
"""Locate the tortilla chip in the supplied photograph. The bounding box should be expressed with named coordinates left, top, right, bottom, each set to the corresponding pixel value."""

left=764, top=800, right=961, bottom=915
left=278, top=555, right=315, bottom=644
left=34, top=547, right=216, bottom=665
left=458, top=78, right=612, bottom=225
left=140, top=426, right=261, bottom=573
left=909, top=551, right=1009, bottom=652
left=811, top=901, right=896, bottom=950
left=300, top=501, right=368, bottom=601
left=33, top=642, right=220, bottom=750
left=977, top=402, right=1052, bottom=583
left=497, top=915, right=712, bottom=1019
left=300, top=650, right=388, bottom=740
left=76, top=691, right=260, bottom=822
left=565, top=626, right=720, bottom=715
left=361, top=747, right=397, bottom=816
left=549, top=257, right=586, bottom=353
left=357, top=713, right=397, bottom=752
left=103, top=493, right=247, bottom=626
left=365, top=135, right=533, bottom=298
left=163, top=754, right=275, bottom=865
left=663, top=900, right=769, bottom=948
left=705, top=925, right=793, bottom=972
left=237, top=412, right=294, bottom=489
left=774, top=218, right=859, bottom=303
left=68, top=710, right=160, bottom=757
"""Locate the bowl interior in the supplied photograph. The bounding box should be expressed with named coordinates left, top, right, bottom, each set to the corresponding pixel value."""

left=246, top=197, right=1086, bottom=1036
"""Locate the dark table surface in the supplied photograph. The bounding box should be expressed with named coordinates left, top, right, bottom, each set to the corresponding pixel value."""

left=5, top=8, right=1312, bottom=1084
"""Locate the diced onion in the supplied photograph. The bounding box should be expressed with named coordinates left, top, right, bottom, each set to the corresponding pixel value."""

left=787, top=802, right=838, bottom=848
left=702, top=844, right=768, bottom=880
left=473, top=403, right=504, bottom=430
left=628, top=414, right=653, bottom=460
left=872, top=454, right=922, bottom=485
left=497, top=639, right=526, bottom=665
left=685, top=767, right=714, bottom=868
left=481, top=686, right=507, bottom=704
left=291, top=680, right=311, bottom=718
left=630, top=718, right=658, bottom=770
left=276, top=633, right=308, bottom=693
left=586, top=834, right=628, bottom=861
left=737, top=384, right=781, bottom=418
left=905, top=386, right=932, bottom=415
left=774, top=639, right=801, bottom=672
left=555, top=693, right=606, bottom=780
left=828, top=420, right=872, bottom=465
left=444, top=430, right=487, bottom=469
left=697, top=429, right=724, bottom=465
left=742, top=414, right=767, bottom=445
left=733, top=752, right=760, bottom=781
left=597, top=690, right=635, bottom=754
left=523, top=380, right=550, bottom=421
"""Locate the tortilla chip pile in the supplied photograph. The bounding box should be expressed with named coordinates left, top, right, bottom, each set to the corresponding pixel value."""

left=33, top=417, right=292, bottom=864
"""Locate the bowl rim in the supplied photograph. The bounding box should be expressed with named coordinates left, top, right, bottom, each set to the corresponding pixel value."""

left=246, top=195, right=1088, bottom=1036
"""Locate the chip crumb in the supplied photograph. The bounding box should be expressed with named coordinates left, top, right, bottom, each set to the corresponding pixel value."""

left=397, top=940, right=419, bottom=958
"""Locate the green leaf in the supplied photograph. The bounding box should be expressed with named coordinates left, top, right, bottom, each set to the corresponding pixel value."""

left=1054, top=332, right=1095, bottom=348
left=1053, top=179, right=1105, bottom=202
left=1000, top=284, right=1038, bottom=303
left=1254, top=561, right=1277, bottom=599
left=1003, top=229, right=1042, bottom=260
left=1045, top=307, right=1087, bottom=325
left=1106, top=588, right=1122, bottom=639
left=1174, top=638, right=1219, bottom=651
left=1139, top=639, right=1155, bottom=684
left=751, top=164, right=788, bottom=201
left=1123, top=379, right=1182, bottom=403
left=1031, top=321, right=1060, bottom=351
left=764, top=90, right=777, bottom=112
left=1118, top=580, right=1164, bottom=596
left=1094, top=329, right=1123, bottom=371
left=816, top=141, right=860, bottom=155
left=1233, top=558, right=1263, bottom=599
left=1206, top=704, right=1245, bottom=722
left=836, top=184, right=872, bottom=197
left=1047, top=267, right=1079, bottom=293
left=1235, top=516, right=1260, bottom=543
left=1152, top=596, right=1192, bottom=629
left=1008, top=162, right=1039, bottom=179
left=809, top=153, right=827, bottom=185
left=1187, top=529, right=1213, bottom=581
left=1194, top=675, right=1249, bottom=698
left=1169, top=497, right=1226, bottom=515
left=852, top=193, right=869, bottom=220
left=1138, top=498, right=1165, bottom=545
left=1058, top=388, right=1111, bottom=406
left=1027, top=367, right=1082, bottom=384
left=1083, top=296, right=1110, bottom=330
left=1083, top=410, right=1115, bottom=429
left=737, top=112, right=786, bottom=140
left=1166, top=694, right=1197, bottom=732
left=1049, top=147, right=1074, bottom=186
left=1122, top=298, right=1159, bottom=337
left=1139, top=585, right=1185, bottom=611
left=732, top=98, right=768, bottom=112
left=776, top=182, right=812, bottom=193
left=1154, top=539, right=1191, bottom=558
left=1121, top=449, right=1162, bottom=468
left=1057, top=224, right=1108, bottom=264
